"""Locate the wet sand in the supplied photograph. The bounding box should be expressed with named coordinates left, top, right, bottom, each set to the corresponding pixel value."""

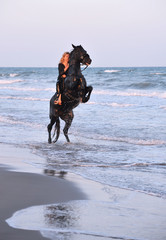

left=0, top=144, right=86, bottom=240
left=0, top=143, right=166, bottom=240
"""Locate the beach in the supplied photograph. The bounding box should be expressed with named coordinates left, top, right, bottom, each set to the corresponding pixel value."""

left=0, top=144, right=87, bottom=240
left=1, top=143, right=166, bottom=240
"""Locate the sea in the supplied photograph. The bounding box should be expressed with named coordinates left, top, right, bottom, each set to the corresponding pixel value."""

left=1, top=66, right=166, bottom=240
left=0, top=66, right=166, bottom=199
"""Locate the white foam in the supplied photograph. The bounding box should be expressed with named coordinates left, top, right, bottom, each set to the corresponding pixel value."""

left=87, top=101, right=135, bottom=107
left=160, top=105, right=166, bottom=110
left=123, top=162, right=166, bottom=168
left=0, top=86, right=55, bottom=92
left=9, top=73, right=19, bottom=77
left=106, top=102, right=134, bottom=107
left=93, top=90, right=166, bottom=99
left=0, top=116, right=42, bottom=128
left=6, top=197, right=166, bottom=240
left=0, top=79, right=23, bottom=84
left=96, top=136, right=166, bottom=146
left=0, top=96, right=49, bottom=101
left=151, top=72, right=166, bottom=75
left=104, top=70, right=121, bottom=73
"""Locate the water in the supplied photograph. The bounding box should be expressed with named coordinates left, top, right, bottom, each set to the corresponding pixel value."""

left=6, top=197, right=166, bottom=240
left=0, top=67, right=166, bottom=198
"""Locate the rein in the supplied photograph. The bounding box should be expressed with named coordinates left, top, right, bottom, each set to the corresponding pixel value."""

left=81, top=64, right=89, bottom=72
left=67, top=63, right=89, bottom=76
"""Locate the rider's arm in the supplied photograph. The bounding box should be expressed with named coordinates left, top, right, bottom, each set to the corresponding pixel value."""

left=58, top=63, right=66, bottom=78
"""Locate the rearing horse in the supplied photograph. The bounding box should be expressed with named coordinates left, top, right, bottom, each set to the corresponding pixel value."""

left=47, top=45, right=93, bottom=143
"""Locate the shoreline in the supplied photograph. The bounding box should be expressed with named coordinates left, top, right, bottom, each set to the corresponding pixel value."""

left=1, top=143, right=166, bottom=240
left=0, top=143, right=87, bottom=240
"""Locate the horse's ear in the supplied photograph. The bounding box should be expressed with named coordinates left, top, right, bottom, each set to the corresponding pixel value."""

left=72, top=44, right=76, bottom=49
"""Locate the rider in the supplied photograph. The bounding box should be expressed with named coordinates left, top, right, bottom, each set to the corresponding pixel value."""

left=54, top=52, right=70, bottom=105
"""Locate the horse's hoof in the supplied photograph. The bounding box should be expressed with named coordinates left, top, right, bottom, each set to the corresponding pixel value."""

left=48, top=139, right=52, bottom=144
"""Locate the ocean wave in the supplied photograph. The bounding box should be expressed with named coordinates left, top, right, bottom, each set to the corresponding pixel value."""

left=128, top=82, right=156, bottom=89
left=0, top=96, right=49, bottom=101
left=124, top=162, right=166, bottom=168
left=87, top=101, right=135, bottom=107
left=104, top=70, right=121, bottom=73
left=93, top=90, right=166, bottom=99
left=0, top=79, right=23, bottom=84
left=0, top=71, right=36, bottom=78
left=150, top=72, right=166, bottom=76
left=94, top=135, right=166, bottom=146
left=0, top=96, right=132, bottom=107
left=0, top=73, right=19, bottom=78
left=0, top=86, right=54, bottom=92
left=160, top=105, right=166, bottom=110
left=9, top=73, right=19, bottom=77
left=0, top=116, right=42, bottom=128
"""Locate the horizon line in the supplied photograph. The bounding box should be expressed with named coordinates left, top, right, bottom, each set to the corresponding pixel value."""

left=0, top=66, right=166, bottom=68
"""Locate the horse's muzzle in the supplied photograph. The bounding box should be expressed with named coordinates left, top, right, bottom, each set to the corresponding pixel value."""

left=82, top=54, right=92, bottom=66
left=87, top=58, right=92, bottom=65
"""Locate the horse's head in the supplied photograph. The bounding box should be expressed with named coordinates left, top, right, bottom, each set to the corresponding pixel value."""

left=71, top=44, right=92, bottom=66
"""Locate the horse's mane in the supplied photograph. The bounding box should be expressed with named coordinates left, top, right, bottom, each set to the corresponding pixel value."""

left=69, top=48, right=76, bottom=61
left=69, top=45, right=83, bottom=62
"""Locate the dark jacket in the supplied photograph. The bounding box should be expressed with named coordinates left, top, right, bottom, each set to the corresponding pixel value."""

left=56, top=63, right=68, bottom=94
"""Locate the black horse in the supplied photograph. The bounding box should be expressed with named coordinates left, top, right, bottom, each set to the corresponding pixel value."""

left=47, top=45, right=93, bottom=143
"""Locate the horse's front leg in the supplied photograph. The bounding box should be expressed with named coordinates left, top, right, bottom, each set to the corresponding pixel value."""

left=61, top=111, right=74, bottom=142
left=82, top=85, right=93, bottom=103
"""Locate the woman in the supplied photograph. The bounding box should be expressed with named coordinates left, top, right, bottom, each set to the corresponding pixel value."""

left=54, top=52, right=70, bottom=105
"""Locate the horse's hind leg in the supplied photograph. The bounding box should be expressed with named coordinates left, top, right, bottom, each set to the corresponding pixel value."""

left=62, top=111, right=74, bottom=142
left=53, top=118, right=60, bottom=143
left=47, top=117, right=56, bottom=143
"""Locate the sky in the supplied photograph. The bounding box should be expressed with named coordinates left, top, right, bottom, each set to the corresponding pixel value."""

left=0, top=0, right=166, bottom=67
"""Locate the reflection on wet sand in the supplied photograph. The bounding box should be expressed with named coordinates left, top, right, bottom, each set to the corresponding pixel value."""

left=44, top=169, right=68, bottom=178
left=6, top=195, right=166, bottom=240
left=44, top=204, right=77, bottom=229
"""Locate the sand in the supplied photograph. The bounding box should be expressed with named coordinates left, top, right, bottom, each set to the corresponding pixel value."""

left=0, top=144, right=86, bottom=240
left=0, top=143, right=166, bottom=240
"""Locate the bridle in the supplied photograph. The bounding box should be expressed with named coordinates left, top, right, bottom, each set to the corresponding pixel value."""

left=69, top=50, right=90, bottom=73
left=80, top=52, right=90, bottom=72
left=81, top=64, right=89, bottom=72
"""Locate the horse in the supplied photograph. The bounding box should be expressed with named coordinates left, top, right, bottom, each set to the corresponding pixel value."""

left=47, top=44, right=93, bottom=143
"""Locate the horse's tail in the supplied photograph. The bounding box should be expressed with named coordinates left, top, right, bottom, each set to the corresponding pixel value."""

left=52, top=118, right=60, bottom=143
left=48, top=93, right=60, bottom=143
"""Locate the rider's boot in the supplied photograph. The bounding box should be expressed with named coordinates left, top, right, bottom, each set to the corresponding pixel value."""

left=54, top=94, right=62, bottom=105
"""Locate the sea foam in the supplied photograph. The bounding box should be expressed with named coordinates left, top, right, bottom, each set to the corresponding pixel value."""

left=0, top=79, right=23, bottom=84
left=94, top=135, right=166, bottom=146
left=93, top=90, right=166, bottom=99
left=0, top=96, right=49, bottom=101
left=0, top=86, right=54, bottom=92
left=9, top=73, right=19, bottom=77
left=104, top=70, right=121, bottom=73
left=0, top=116, right=42, bottom=128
